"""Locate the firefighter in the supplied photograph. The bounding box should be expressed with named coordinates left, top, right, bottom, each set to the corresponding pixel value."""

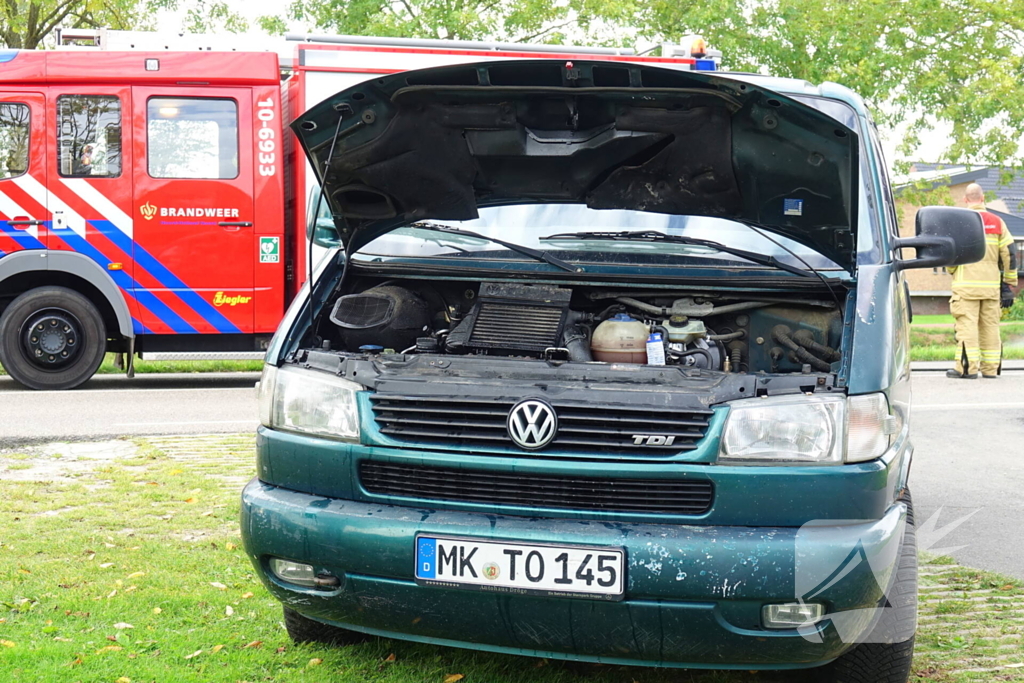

left=72, top=143, right=95, bottom=175
left=947, top=183, right=1018, bottom=379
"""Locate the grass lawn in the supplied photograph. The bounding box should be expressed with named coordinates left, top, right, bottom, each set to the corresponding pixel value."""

left=912, top=314, right=956, bottom=326
left=910, top=322, right=1024, bottom=362
left=98, top=356, right=264, bottom=375
left=2, top=435, right=1023, bottom=682
left=0, top=354, right=263, bottom=378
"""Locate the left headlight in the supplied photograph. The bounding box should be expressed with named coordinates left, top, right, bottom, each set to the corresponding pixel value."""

left=257, top=364, right=361, bottom=441
left=719, top=392, right=893, bottom=465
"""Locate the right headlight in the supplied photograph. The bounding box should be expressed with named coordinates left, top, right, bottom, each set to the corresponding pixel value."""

left=257, top=364, right=361, bottom=442
left=719, top=392, right=893, bottom=465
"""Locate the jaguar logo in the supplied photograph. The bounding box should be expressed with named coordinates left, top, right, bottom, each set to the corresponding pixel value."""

left=140, top=201, right=157, bottom=220
left=507, top=399, right=557, bottom=450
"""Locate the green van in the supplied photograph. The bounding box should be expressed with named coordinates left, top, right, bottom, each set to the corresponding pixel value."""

left=242, top=60, right=985, bottom=681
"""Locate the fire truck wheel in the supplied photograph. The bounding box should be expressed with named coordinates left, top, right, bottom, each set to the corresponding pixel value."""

left=0, top=286, right=108, bottom=391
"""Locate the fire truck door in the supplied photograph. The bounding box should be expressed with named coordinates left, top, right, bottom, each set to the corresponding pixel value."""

left=132, top=88, right=255, bottom=335
left=46, top=88, right=143, bottom=331
left=0, top=92, right=46, bottom=255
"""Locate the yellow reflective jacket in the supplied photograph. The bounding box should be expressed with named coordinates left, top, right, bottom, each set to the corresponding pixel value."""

left=948, top=204, right=1018, bottom=299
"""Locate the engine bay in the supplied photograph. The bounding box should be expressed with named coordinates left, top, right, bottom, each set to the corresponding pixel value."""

left=309, top=277, right=845, bottom=377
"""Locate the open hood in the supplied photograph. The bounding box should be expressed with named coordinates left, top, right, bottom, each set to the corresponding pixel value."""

left=293, top=60, right=859, bottom=271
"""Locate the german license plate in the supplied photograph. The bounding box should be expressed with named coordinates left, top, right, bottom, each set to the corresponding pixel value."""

left=414, top=536, right=625, bottom=600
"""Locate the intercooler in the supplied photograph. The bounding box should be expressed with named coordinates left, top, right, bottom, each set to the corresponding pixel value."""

left=446, top=282, right=571, bottom=355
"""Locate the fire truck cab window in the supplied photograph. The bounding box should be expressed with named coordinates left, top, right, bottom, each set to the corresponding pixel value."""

left=147, top=98, right=238, bottom=179
left=0, top=103, right=29, bottom=179
left=58, top=95, right=122, bottom=177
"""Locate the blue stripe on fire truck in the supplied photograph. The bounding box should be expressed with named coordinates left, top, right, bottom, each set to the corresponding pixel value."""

left=1, top=215, right=240, bottom=335
left=49, top=224, right=199, bottom=334
left=0, top=222, right=46, bottom=250
left=89, top=220, right=242, bottom=335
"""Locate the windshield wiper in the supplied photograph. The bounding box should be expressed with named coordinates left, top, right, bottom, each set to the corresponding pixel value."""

left=409, top=222, right=582, bottom=273
left=540, top=230, right=820, bottom=279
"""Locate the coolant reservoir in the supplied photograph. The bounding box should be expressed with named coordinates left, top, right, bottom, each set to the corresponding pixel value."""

left=591, top=313, right=649, bottom=363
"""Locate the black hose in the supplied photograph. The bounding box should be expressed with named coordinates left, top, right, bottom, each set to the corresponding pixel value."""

left=772, top=327, right=832, bottom=372
left=596, top=303, right=627, bottom=320
left=563, top=324, right=593, bottom=362
left=673, top=348, right=714, bottom=368
left=792, top=331, right=841, bottom=363
left=651, top=325, right=671, bottom=361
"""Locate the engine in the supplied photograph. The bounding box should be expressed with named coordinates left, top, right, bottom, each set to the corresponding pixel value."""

left=322, top=280, right=843, bottom=374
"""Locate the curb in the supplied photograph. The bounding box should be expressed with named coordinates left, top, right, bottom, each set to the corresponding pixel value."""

left=912, top=360, right=1024, bottom=372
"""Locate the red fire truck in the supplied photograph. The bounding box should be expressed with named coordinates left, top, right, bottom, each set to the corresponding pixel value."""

left=0, top=30, right=719, bottom=389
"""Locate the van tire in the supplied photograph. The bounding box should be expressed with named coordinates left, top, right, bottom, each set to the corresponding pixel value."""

left=816, top=490, right=918, bottom=683
left=0, top=286, right=107, bottom=390
left=283, top=607, right=368, bottom=646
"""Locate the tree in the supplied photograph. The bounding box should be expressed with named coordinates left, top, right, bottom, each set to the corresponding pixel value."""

left=178, top=0, right=249, bottom=34
left=275, top=0, right=620, bottom=44
left=0, top=0, right=251, bottom=49
left=271, top=0, right=1024, bottom=168
left=0, top=0, right=152, bottom=49
left=637, top=0, right=1024, bottom=168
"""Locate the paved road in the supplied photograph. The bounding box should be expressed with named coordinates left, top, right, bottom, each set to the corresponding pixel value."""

left=0, top=372, right=260, bottom=445
left=910, top=371, right=1024, bottom=580
left=1, top=368, right=1022, bottom=579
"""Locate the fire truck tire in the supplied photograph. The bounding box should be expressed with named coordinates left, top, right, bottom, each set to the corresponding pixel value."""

left=0, top=286, right=107, bottom=390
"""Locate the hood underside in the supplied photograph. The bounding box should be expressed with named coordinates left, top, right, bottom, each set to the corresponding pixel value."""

left=294, top=60, right=859, bottom=270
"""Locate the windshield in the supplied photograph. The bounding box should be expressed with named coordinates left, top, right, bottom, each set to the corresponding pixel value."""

left=355, top=206, right=843, bottom=270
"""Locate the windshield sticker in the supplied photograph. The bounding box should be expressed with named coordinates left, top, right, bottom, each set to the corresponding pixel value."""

left=784, top=198, right=804, bottom=216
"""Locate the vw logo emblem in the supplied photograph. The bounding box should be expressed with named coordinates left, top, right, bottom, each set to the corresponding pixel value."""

left=507, top=399, right=557, bottom=450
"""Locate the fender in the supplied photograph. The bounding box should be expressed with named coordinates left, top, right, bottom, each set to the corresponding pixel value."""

left=0, top=250, right=134, bottom=339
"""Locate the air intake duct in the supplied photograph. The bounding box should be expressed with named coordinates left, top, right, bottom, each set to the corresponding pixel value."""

left=329, top=285, right=431, bottom=351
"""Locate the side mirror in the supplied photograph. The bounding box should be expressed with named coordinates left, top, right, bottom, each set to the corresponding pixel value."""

left=307, top=217, right=342, bottom=249
left=895, top=206, right=986, bottom=271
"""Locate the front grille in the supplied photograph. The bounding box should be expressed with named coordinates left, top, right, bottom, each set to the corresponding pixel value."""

left=360, top=461, right=714, bottom=515
left=468, top=302, right=565, bottom=352
left=370, top=395, right=713, bottom=455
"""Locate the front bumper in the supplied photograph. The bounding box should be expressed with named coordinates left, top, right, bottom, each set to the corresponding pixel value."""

left=241, top=478, right=908, bottom=669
